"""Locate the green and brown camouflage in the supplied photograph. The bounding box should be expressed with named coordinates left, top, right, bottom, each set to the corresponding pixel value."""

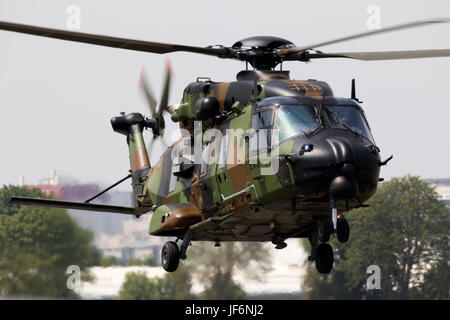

left=149, top=203, right=202, bottom=236
left=128, top=69, right=380, bottom=243
left=128, top=128, right=150, bottom=173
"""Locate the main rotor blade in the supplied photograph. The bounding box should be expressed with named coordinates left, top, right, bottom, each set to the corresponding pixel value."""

left=309, top=49, right=450, bottom=61
left=283, top=18, right=450, bottom=54
left=0, top=20, right=226, bottom=56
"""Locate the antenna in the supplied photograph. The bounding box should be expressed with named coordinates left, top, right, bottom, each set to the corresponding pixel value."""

left=351, top=79, right=363, bottom=103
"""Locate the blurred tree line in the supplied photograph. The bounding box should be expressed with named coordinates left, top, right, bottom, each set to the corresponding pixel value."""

left=99, top=254, right=158, bottom=267
left=118, top=266, right=195, bottom=300
left=0, top=186, right=99, bottom=298
left=0, top=185, right=273, bottom=300
left=2, top=175, right=447, bottom=300
left=118, top=242, right=273, bottom=300
left=301, top=176, right=449, bottom=300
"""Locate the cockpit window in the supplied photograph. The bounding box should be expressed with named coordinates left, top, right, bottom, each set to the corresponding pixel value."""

left=328, top=106, right=374, bottom=143
left=275, top=105, right=319, bottom=142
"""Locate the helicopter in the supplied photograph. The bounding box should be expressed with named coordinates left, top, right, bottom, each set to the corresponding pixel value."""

left=2, top=18, right=450, bottom=274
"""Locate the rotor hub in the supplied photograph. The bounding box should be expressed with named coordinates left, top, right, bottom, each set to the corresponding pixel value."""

left=232, top=36, right=294, bottom=70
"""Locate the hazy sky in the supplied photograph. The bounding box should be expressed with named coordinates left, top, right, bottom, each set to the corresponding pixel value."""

left=0, top=0, right=449, bottom=190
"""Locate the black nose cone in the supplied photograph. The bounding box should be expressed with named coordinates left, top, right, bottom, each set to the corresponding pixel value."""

left=291, top=129, right=380, bottom=200
left=329, top=175, right=358, bottom=200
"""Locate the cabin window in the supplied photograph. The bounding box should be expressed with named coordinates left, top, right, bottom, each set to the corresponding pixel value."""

left=169, top=145, right=180, bottom=192
left=169, top=172, right=177, bottom=193
left=218, top=133, right=229, bottom=170
left=251, top=107, right=274, bottom=153
left=200, top=143, right=211, bottom=176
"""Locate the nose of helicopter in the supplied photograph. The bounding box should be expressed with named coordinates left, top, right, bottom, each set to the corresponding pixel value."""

left=290, top=129, right=380, bottom=201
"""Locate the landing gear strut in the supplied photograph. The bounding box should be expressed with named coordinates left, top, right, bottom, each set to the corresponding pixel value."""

left=318, top=201, right=351, bottom=244
left=332, top=200, right=350, bottom=243
left=318, top=220, right=332, bottom=243
left=336, top=215, right=350, bottom=243
left=161, top=230, right=192, bottom=272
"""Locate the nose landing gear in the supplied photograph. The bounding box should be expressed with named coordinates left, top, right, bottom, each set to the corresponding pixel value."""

left=315, top=243, right=334, bottom=274
left=309, top=201, right=351, bottom=273
left=308, top=231, right=334, bottom=274
left=318, top=220, right=332, bottom=243
left=336, top=215, right=350, bottom=243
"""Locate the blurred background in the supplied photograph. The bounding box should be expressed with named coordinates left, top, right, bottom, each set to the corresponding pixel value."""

left=0, top=0, right=448, bottom=299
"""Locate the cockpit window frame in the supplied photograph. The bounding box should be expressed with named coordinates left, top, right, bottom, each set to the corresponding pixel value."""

left=250, top=106, right=275, bottom=155
left=325, top=104, right=376, bottom=144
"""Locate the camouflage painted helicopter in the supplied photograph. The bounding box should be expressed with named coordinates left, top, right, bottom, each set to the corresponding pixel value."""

left=3, top=18, right=450, bottom=273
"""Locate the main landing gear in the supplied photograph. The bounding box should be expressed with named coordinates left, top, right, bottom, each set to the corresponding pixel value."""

left=309, top=201, right=351, bottom=274
left=161, top=230, right=192, bottom=272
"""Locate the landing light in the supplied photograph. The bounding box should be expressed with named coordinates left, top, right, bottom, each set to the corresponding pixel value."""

left=300, top=144, right=313, bottom=155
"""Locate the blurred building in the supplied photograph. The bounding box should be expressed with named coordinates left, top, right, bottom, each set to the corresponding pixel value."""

left=95, top=214, right=165, bottom=263
left=19, top=169, right=62, bottom=197
left=427, top=178, right=450, bottom=207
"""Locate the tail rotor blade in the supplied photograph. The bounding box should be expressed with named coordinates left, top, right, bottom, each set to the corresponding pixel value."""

left=147, top=133, right=155, bottom=152
left=158, top=59, right=173, bottom=118
left=138, top=66, right=158, bottom=115
left=155, top=58, right=173, bottom=135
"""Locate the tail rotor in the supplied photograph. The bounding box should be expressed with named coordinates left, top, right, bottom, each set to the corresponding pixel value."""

left=138, top=59, right=173, bottom=152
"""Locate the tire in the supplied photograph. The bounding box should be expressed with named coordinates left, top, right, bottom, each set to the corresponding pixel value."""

left=315, top=243, right=334, bottom=274
left=318, top=221, right=331, bottom=243
left=161, top=241, right=180, bottom=272
left=336, top=218, right=350, bottom=243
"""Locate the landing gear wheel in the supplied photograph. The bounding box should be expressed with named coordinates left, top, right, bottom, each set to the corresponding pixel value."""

left=318, top=221, right=332, bottom=243
left=336, top=217, right=350, bottom=243
left=161, top=241, right=180, bottom=272
left=315, top=243, right=334, bottom=274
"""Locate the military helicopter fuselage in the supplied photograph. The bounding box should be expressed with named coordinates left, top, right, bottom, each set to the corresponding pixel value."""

left=123, top=70, right=381, bottom=246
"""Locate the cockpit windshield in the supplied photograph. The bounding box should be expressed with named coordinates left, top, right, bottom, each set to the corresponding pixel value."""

left=275, top=105, right=319, bottom=142
left=327, top=105, right=374, bottom=143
